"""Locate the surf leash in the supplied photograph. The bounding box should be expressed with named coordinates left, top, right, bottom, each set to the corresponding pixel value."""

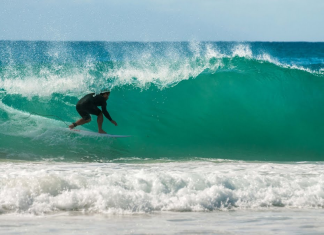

left=24, top=112, right=70, bottom=127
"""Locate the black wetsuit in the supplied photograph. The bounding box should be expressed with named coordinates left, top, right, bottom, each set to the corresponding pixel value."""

left=76, top=93, right=112, bottom=121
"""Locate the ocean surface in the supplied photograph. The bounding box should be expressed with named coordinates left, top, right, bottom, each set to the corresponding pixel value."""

left=1, top=41, right=324, bottom=234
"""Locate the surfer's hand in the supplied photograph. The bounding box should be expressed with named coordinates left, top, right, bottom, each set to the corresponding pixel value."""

left=111, top=120, right=117, bottom=126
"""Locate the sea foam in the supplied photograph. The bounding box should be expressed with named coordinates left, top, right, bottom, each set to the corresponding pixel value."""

left=1, top=161, right=323, bottom=215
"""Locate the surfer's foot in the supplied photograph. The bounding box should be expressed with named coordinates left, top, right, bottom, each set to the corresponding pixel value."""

left=69, top=123, right=77, bottom=129
left=99, top=129, right=107, bottom=134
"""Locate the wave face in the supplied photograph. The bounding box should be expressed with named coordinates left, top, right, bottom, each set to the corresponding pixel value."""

left=1, top=41, right=324, bottom=161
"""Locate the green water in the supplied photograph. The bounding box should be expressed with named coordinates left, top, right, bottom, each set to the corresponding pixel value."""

left=1, top=56, right=324, bottom=161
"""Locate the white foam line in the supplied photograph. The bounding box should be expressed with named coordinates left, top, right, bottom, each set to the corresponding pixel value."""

left=0, top=161, right=324, bottom=215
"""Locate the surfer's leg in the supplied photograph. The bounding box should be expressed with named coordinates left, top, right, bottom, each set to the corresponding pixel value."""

left=69, top=117, right=91, bottom=129
left=97, top=112, right=106, bottom=134
left=69, top=105, right=92, bottom=129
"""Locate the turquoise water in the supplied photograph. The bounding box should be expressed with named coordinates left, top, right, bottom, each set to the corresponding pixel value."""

left=1, top=41, right=324, bottom=161
left=1, top=42, right=324, bottom=234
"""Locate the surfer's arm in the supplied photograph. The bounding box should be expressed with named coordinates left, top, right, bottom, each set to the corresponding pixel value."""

left=101, top=105, right=112, bottom=121
left=98, top=97, right=117, bottom=126
left=102, top=107, right=117, bottom=126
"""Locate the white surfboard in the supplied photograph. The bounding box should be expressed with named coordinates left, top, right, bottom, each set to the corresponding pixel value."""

left=68, top=128, right=131, bottom=138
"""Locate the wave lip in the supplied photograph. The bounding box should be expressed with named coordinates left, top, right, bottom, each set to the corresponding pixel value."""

left=1, top=41, right=323, bottom=97
left=1, top=162, right=323, bottom=215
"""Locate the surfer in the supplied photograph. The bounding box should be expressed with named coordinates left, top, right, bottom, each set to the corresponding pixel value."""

left=69, top=90, right=117, bottom=134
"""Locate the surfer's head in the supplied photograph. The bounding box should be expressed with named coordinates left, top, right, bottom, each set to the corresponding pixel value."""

left=100, top=90, right=110, bottom=100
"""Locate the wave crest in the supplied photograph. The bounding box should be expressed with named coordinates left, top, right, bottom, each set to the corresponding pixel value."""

left=1, top=41, right=322, bottom=97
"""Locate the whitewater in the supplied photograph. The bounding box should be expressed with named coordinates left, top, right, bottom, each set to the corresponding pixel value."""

left=1, top=41, right=324, bottom=234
